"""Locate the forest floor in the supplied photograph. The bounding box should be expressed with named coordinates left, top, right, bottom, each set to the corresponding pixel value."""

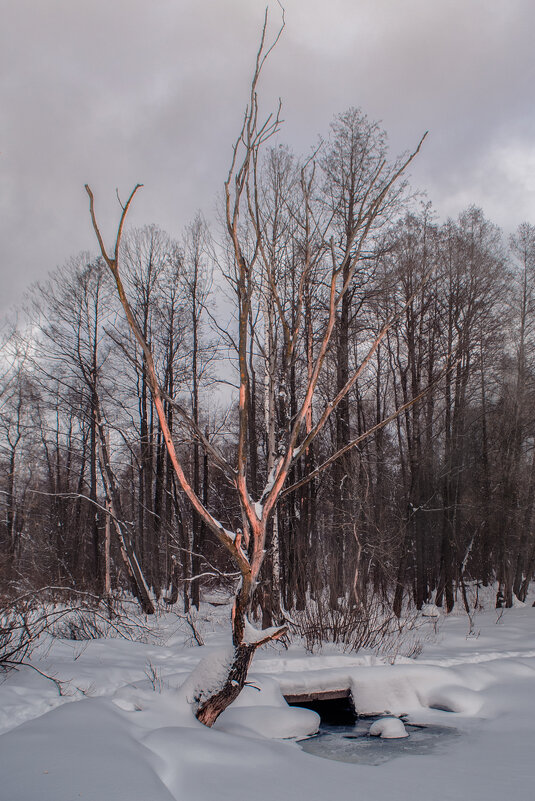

left=1, top=593, right=534, bottom=801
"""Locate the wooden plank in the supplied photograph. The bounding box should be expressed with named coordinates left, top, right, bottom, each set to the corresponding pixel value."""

left=284, top=688, right=351, bottom=704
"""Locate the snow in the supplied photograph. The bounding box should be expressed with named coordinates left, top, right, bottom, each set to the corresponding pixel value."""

left=214, top=704, right=320, bottom=739
left=1, top=600, right=535, bottom=800
left=242, top=616, right=283, bottom=644
left=369, top=716, right=409, bottom=738
left=178, top=645, right=235, bottom=711
left=0, top=700, right=175, bottom=801
left=425, top=684, right=483, bottom=715
left=421, top=603, right=441, bottom=617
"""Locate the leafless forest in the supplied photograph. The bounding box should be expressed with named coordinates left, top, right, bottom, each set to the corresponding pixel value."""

left=2, top=86, right=535, bottom=678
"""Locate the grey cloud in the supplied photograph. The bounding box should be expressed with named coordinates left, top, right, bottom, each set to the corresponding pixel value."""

left=1, top=0, right=535, bottom=313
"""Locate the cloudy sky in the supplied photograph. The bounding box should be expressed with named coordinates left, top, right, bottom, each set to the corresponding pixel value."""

left=1, top=0, right=535, bottom=314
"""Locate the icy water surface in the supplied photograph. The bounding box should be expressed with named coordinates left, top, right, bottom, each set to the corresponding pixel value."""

left=299, top=719, right=459, bottom=766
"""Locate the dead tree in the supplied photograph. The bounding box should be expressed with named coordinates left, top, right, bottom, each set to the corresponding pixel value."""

left=85, top=10, right=426, bottom=726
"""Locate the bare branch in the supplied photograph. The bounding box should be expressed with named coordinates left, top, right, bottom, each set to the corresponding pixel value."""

left=160, top=390, right=236, bottom=481
left=281, top=361, right=454, bottom=499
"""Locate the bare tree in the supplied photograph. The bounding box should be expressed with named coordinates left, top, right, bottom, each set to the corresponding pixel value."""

left=85, top=11, right=425, bottom=726
left=505, top=223, right=535, bottom=602
left=0, top=345, right=35, bottom=577
left=29, top=257, right=155, bottom=612
left=181, top=216, right=214, bottom=609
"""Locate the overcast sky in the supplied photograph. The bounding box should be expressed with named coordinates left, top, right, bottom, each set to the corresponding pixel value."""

left=1, top=0, right=535, bottom=314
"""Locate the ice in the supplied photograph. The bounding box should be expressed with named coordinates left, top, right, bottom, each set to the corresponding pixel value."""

left=299, top=720, right=460, bottom=766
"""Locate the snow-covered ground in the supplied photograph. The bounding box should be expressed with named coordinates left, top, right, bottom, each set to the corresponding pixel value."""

left=1, top=597, right=534, bottom=801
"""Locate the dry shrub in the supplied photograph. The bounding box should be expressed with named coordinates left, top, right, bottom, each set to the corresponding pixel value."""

left=287, top=593, right=425, bottom=659
left=0, top=587, right=153, bottom=672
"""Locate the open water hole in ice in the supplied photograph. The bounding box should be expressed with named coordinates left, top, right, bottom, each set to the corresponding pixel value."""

left=298, top=718, right=460, bottom=766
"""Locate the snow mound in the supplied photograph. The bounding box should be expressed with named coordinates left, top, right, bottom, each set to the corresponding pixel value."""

left=231, top=674, right=287, bottom=708
left=421, top=603, right=441, bottom=618
left=214, top=704, right=320, bottom=739
left=177, top=646, right=235, bottom=710
left=212, top=673, right=320, bottom=738
left=112, top=697, right=140, bottom=712
left=0, top=699, right=174, bottom=801
left=425, top=685, right=482, bottom=714
left=512, top=595, right=526, bottom=608
left=368, top=717, right=409, bottom=739
left=351, top=671, right=420, bottom=715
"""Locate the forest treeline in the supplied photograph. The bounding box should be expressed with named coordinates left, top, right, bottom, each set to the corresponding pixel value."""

left=2, top=108, right=535, bottom=626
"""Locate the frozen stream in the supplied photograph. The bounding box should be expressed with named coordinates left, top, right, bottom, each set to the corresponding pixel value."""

left=299, top=719, right=460, bottom=766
